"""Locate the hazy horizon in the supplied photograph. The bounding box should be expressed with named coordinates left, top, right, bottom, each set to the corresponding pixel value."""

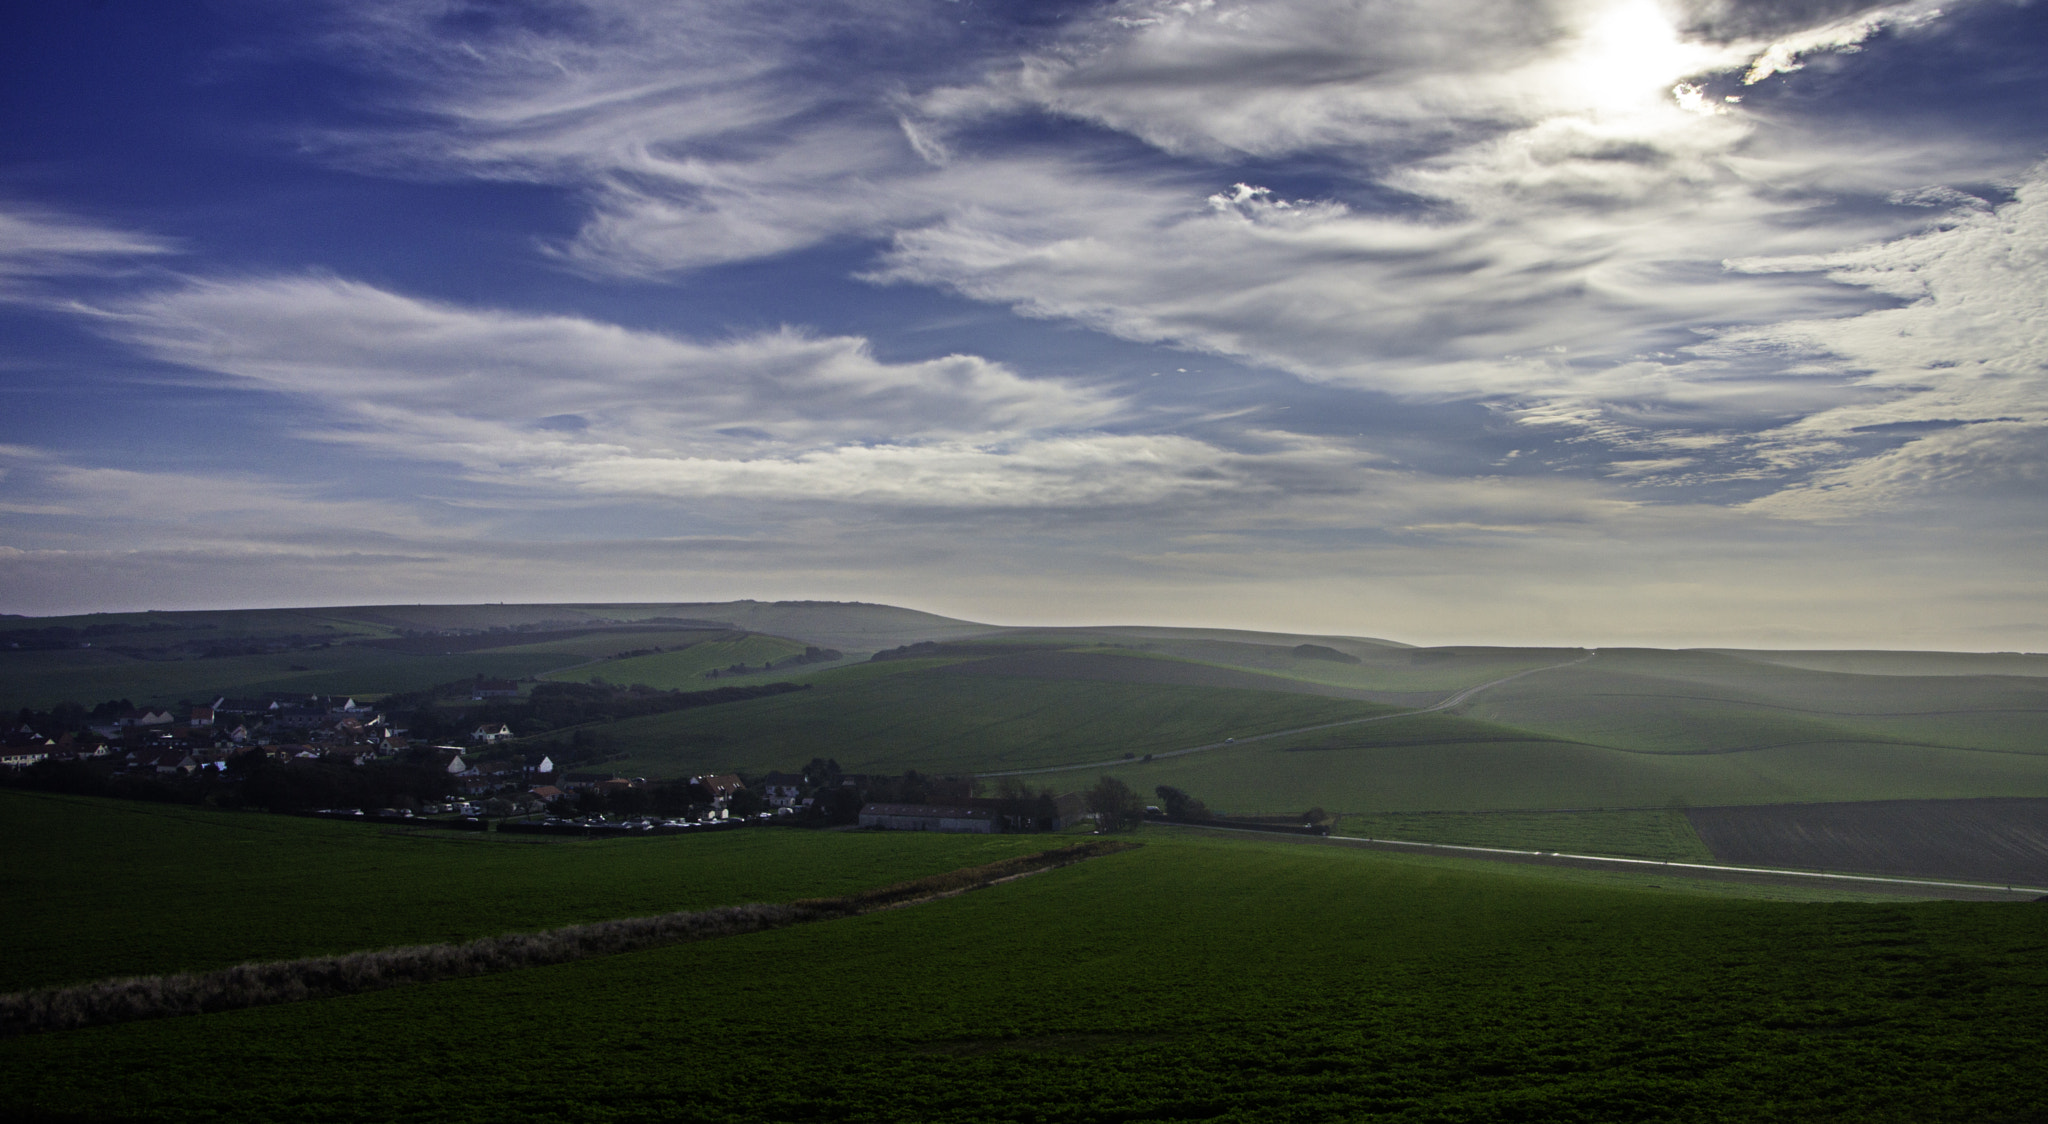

left=4, top=1, right=2045, bottom=650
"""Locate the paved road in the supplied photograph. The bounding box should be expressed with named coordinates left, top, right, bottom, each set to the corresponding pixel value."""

left=1160, top=821, right=2048, bottom=901
left=979, top=650, right=1596, bottom=779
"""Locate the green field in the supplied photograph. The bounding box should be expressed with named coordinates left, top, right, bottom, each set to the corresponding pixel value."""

left=1089, top=720, right=2048, bottom=815
left=4, top=828, right=2043, bottom=1122
left=544, top=632, right=819, bottom=690
left=0, top=645, right=583, bottom=710
left=1464, top=649, right=2048, bottom=756
left=1333, top=808, right=1717, bottom=861
left=0, top=789, right=1055, bottom=994
left=1126, top=637, right=1586, bottom=695
left=0, top=600, right=988, bottom=711
left=590, top=659, right=1398, bottom=778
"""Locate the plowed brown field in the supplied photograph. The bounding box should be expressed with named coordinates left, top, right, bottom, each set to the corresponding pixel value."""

left=1687, top=798, right=2048, bottom=886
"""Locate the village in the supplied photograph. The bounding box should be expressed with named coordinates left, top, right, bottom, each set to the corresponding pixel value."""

left=2, top=685, right=1091, bottom=835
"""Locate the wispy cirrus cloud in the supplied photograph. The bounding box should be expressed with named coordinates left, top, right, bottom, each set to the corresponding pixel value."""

left=84, top=272, right=1408, bottom=510
left=0, top=205, right=175, bottom=295
left=310, top=0, right=990, bottom=273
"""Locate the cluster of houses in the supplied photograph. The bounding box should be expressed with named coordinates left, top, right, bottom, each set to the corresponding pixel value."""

left=0, top=693, right=523, bottom=787
left=5, top=689, right=1087, bottom=834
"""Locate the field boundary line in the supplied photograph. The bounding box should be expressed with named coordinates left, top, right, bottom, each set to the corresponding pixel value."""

left=980, top=651, right=1595, bottom=778
left=0, top=839, right=1137, bottom=1039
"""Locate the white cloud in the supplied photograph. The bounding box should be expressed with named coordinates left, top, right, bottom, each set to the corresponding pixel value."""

left=0, top=445, right=461, bottom=552
left=311, top=0, right=2025, bottom=442
left=85, top=272, right=1428, bottom=510
left=101, top=273, right=1110, bottom=440
left=314, top=0, right=968, bottom=274
left=917, top=0, right=1756, bottom=158
left=1717, top=167, right=2048, bottom=514
left=0, top=205, right=174, bottom=294
left=1738, top=0, right=1947, bottom=83
left=47, top=0, right=2030, bottom=531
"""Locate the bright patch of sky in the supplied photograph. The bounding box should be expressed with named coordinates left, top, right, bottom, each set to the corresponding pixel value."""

left=1, top=0, right=2045, bottom=647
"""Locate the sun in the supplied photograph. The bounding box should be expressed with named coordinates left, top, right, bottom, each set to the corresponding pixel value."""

left=1558, top=0, right=1731, bottom=119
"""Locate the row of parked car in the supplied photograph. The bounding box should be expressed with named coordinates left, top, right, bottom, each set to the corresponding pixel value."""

left=501, top=814, right=766, bottom=836
left=304, top=807, right=784, bottom=835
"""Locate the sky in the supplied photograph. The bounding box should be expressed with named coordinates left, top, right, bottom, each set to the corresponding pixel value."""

left=1, top=0, right=2045, bottom=648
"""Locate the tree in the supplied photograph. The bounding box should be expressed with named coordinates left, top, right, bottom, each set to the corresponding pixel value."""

left=821, top=785, right=865, bottom=825
left=1155, top=785, right=1211, bottom=823
left=1087, top=775, right=1143, bottom=833
left=802, top=757, right=843, bottom=787
left=1301, top=806, right=1327, bottom=825
left=726, top=786, right=766, bottom=817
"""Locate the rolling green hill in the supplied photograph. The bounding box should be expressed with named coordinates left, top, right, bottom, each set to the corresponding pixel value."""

left=589, top=654, right=1402, bottom=778
left=7, top=603, right=2047, bottom=847
left=1463, top=649, right=2048, bottom=756
left=0, top=600, right=990, bottom=710
left=542, top=632, right=820, bottom=690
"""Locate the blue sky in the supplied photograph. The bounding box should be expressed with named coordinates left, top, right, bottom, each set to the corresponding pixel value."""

left=2, top=0, right=2045, bottom=647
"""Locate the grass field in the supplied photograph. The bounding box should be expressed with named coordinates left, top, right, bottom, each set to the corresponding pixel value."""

left=0, top=600, right=991, bottom=711
left=544, top=632, right=819, bottom=690
left=1465, top=650, right=2048, bottom=755
left=1098, top=722, right=2048, bottom=815
left=1333, top=808, right=1716, bottom=861
left=1127, top=638, right=1589, bottom=695
left=591, top=661, right=1398, bottom=778
left=0, top=646, right=586, bottom=710
left=1720, top=648, right=2048, bottom=677
left=0, top=789, right=1055, bottom=994
left=4, top=830, right=2043, bottom=1122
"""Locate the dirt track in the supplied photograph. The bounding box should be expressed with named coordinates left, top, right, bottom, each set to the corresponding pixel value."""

left=1687, top=798, right=2048, bottom=888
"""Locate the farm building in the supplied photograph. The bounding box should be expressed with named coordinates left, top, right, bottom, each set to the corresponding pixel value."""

left=858, top=802, right=998, bottom=833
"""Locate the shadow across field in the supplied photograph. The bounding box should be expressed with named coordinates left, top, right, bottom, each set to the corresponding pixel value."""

left=1687, top=798, right=2048, bottom=887
left=928, top=649, right=1380, bottom=699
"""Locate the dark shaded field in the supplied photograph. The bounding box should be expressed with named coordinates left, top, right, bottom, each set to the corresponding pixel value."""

left=354, top=623, right=729, bottom=654
left=1688, top=798, right=2048, bottom=887
left=930, top=648, right=1377, bottom=699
